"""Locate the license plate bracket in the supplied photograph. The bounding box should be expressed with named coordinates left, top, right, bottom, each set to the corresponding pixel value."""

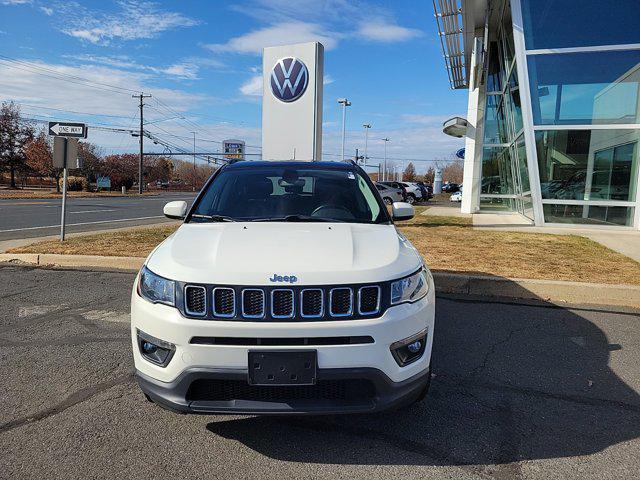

left=248, top=350, right=317, bottom=386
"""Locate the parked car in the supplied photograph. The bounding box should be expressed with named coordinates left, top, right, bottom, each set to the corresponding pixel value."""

left=450, top=191, right=462, bottom=202
left=442, top=183, right=460, bottom=193
left=378, top=181, right=408, bottom=201
left=417, top=182, right=434, bottom=199
left=375, top=182, right=404, bottom=204
left=132, top=161, right=435, bottom=415
left=406, top=182, right=430, bottom=202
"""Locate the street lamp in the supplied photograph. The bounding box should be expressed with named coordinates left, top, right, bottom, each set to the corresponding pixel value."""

left=381, top=137, right=390, bottom=181
left=338, top=98, right=351, bottom=162
left=362, top=124, right=371, bottom=166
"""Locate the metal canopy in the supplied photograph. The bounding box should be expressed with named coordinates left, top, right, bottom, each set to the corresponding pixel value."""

left=433, top=0, right=466, bottom=89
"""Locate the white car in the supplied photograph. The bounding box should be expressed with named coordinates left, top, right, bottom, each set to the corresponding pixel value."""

left=131, top=161, right=435, bottom=415
left=450, top=191, right=462, bottom=202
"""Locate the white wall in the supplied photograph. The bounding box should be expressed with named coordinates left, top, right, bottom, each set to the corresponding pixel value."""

left=261, top=42, right=324, bottom=161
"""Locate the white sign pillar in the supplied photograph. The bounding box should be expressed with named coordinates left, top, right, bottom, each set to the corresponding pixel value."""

left=261, top=42, right=324, bottom=161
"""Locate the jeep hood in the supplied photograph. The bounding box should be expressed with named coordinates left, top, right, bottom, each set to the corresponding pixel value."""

left=146, top=222, right=422, bottom=285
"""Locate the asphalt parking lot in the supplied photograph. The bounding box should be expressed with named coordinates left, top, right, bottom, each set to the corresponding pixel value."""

left=1, top=265, right=639, bottom=479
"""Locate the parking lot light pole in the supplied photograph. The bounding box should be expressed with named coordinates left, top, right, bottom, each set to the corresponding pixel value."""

left=338, top=98, right=351, bottom=162
left=382, top=137, right=390, bottom=181
left=363, top=124, right=371, bottom=166
left=191, top=131, right=196, bottom=192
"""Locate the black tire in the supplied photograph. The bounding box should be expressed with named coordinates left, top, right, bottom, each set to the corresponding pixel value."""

left=383, top=197, right=393, bottom=205
left=406, top=194, right=416, bottom=204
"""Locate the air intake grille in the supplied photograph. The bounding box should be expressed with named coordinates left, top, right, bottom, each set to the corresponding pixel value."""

left=243, top=289, right=265, bottom=318
left=271, top=289, right=294, bottom=318
left=358, top=286, right=380, bottom=315
left=301, top=289, right=323, bottom=318
left=185, top=286, right=206, bottom=315
left=213, top=288, right=235, bottom=317
left=330, top=288, right=352, bottom=317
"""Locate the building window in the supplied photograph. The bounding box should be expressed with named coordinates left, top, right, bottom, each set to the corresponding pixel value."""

left=535, top=129, right=639, bottom=202
left=521, top=0, right=640, bottom=50
left=482, top=147, right=513, bottom=195
left=527, top=50, right=640, bottom=125
left=542, top=205, right=635, bottom=227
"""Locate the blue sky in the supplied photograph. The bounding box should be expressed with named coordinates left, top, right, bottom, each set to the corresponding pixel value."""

left=0, top=0, right=466, bottom=172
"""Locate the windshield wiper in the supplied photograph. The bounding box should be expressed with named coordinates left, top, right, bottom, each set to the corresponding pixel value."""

left=250, top=215, right=339, bottom=223
left=191, top=214, right=237, bottom=222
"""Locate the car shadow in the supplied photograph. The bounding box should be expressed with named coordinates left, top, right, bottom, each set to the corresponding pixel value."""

left=205, top=282, right=640, bottom=467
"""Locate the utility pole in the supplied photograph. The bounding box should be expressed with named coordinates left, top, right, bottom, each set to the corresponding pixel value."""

left=337, top=98, right=351, bottom=162
left=191, top=131, right=196, bottom=191
left=363, top=124, right=371, bottom=166
left=133, top=92, right=152, bottom=194
left=382, top=138, right=390, bottom=181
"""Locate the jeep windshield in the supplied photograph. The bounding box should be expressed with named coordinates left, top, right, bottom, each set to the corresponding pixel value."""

left=189, top=164, right=390, bottom=224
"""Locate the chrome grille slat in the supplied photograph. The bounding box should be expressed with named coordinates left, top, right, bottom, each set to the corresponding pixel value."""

left=242, top=289, right=265, bottom=318
left=213, top=287, right=235, bottom=318
left=358, top=286, right=381, bottom=315
left=329, top=288, right=353, bottom=317
left=185, top=285, right=206, bottom=316
left=271, top=289, right=294, bottom=319
left=300, top=289, right=323, bottom=318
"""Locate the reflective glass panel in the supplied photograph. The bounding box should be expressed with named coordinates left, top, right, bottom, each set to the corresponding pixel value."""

left=482, top=147, right=514, bottom=194
left=484, top=95, right=505, bottom=144
left=543, top=205, right=634, bottom=227
left=521, top=0, right=640, bottom=50
left=486, top=41, right=502, bottom=92
left=535, top=130, right=639, bottom=201
left=516, top=135, right=530, bottom=192
left=507, top=69, right=523, bottom=133
left=528, top=50, right=640, bottom=125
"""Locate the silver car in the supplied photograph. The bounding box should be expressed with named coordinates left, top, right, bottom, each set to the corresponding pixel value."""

left=375, top=182, right=404, bottom=205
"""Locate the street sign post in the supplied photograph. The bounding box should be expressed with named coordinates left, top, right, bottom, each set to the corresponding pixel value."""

left=50, top=123, right=85, bottom=241
left=49, top=122, right=88, bottom=139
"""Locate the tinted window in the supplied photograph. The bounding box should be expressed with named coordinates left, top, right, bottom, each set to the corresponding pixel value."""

left=528, top=50, right=640, bottom=125
left=192, top=166, right=387, bottom=223
left=521, top=0, right=640, bottom=50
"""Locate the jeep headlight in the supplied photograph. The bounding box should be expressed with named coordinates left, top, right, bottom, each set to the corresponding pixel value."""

left=137, top=266, right=175, bottom=306
left=391, top=268, right=429, bottom=305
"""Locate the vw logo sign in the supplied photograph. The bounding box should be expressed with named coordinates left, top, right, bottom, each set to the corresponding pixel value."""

left=270, top=57, right=309, bottom=102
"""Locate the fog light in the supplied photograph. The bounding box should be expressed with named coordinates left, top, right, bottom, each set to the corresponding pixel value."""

left=137, top=329, right=175, bottom=367
left=390, top=329, right=427, bottom=367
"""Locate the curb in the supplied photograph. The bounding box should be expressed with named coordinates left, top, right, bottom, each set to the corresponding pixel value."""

left=1, top=253, right=638, bottom=309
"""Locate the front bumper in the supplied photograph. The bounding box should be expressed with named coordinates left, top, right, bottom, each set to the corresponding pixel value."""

left=136, top=366, right=430, bottom=415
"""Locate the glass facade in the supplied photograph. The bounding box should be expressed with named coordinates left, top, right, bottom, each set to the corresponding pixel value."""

left=521, top=0, right=640, bottom=50
left=528, top=50, right=640, bottom=125
left=515, top=0, right=640, bottom=227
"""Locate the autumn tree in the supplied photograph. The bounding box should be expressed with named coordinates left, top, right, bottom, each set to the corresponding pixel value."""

left=25, top=130, right=61, bottom=192
left=0, top=102, right=34, bottom=188
left=145, top=156, right=174, bottom=184
left=423, top=166, right=435, bottom=184
left=442, top=159, right=464, bottom=184
left=78, top=141, right=102, bottom=188
left=102, top=154, right=138, bottom=190
left=403, top=162, right=417, bottom=181
left=173, top=159, right=215, bottom=190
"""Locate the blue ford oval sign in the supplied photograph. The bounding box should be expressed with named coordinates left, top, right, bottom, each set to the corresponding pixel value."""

left=270, top=57, right=309, bottom=102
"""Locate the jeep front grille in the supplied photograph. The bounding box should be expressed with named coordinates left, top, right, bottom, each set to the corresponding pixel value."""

left=185, top=286, right=206, bottom=316
left=182, top=283, right=390, bottom=321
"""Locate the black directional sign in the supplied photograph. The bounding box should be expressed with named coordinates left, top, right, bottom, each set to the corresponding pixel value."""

left=48, top=121, right=88, bottom=139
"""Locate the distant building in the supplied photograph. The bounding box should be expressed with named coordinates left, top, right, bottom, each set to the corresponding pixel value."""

left=434, top=0, right=640, bottom=229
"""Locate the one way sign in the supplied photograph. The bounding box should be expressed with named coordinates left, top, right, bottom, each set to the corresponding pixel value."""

left=48, top=121, right=88, bottom=139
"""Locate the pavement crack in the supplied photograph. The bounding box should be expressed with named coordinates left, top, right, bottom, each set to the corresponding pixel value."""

left=0, top=372, right=134, bottom=435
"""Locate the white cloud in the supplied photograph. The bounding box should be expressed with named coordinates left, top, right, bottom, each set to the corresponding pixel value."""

left=67, top=54, right=203, bottom=80
left=40, top=6, right=53, bottom=15
left=240, top=75, right=263, bottom=96
left=2, top=0, right=32, bottom=5
left=60, top=1, right=199, bottom=45
left=162, top=63, right=199, bottom=80
left=205, top=21, right=340, bottom=55
left=401, top=114, right=462, bottom=125
left=357, top=20, right=422, bottom=43
left=323, top=74, right=335, bottom=85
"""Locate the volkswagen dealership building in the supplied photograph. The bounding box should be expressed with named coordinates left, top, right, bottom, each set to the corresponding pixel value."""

left=434, top=0, right=640, bottom=229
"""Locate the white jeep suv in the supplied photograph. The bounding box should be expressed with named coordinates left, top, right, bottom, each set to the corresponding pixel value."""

left=131, top=161, right=435, bottom=414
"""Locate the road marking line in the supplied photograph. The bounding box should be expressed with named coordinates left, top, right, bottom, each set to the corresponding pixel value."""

left=0, top=215, right=165, bottom=233
left=68, top=209, right=116, bottom=214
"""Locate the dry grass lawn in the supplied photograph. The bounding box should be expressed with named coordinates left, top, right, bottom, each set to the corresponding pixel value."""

left=10, top=207, right=640, bottom=285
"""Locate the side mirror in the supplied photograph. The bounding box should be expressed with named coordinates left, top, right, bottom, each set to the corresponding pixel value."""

left=392, top=202, right=414, bottom=221
left=163, top=201, right=188, bottom=220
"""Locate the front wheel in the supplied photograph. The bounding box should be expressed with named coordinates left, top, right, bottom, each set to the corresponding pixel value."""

left=406, top=194, right=416, bottom=204
left=383, top=197, right=393, bottom=205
